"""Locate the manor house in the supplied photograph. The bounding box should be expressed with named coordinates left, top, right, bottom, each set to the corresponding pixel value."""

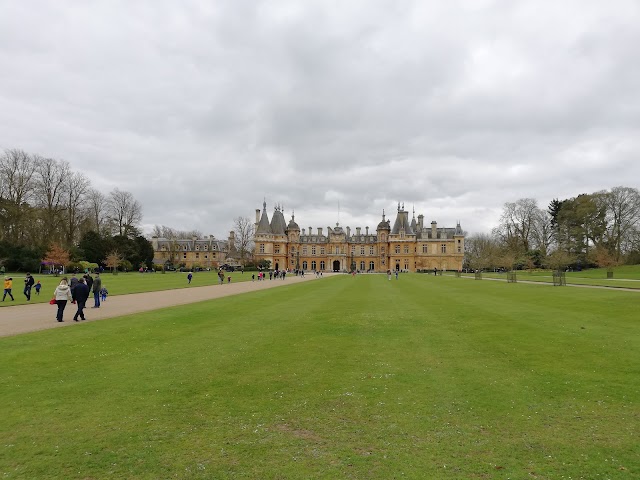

left=253, top=202, right=464, bottom=272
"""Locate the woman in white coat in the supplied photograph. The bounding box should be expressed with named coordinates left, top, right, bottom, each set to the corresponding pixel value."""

left=53, top=277, right=73, bottom=322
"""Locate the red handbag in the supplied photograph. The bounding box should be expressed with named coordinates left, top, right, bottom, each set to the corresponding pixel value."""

left=49, top=298, right=56, bottom=305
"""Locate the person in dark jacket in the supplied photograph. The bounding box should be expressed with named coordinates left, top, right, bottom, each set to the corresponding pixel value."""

left=84, top=273, right=94, bottom=292
left=92, top=273, right=102, bottom=308
left=24, top=272, right=35, bottom=301
left=73, top=278, right=90, bottom=321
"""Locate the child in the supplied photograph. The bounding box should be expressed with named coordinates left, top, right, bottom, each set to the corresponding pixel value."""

left=100, top=286, right=108, bottom=302
left=34, top=281, right=41, bottom=295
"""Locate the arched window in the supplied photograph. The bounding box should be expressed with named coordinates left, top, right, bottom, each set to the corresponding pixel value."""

left=302, top=261, right=308, bottom=269
left=320, top=261, right=325, bottom=270
left=311, top=261, right=316, bottom=270
left=369, top=261, right=375, bottom=270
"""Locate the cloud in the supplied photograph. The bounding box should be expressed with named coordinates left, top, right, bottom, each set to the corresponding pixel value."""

left=1, top=0, right=639, bottom=239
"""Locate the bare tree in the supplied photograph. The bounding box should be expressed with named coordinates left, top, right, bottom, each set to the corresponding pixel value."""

left=602, top=186, right=640, bottom=261
left=0, top=149, right=37, bottom=242
left=108, top=189, right=142, bottom=237
left=233, top=216, right=255, bottom=264
left=33, top=156, right=70, bottom=244
left=63, top=171, right=91, bottom=247
left=493, top=198, right=540, bottom=255
left=464, top=233, right=499, bottom=271
left=86, top=188, right=108, bottom=234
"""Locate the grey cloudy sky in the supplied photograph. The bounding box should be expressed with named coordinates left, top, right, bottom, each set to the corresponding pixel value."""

left=1, top=0, right=639, bottom=238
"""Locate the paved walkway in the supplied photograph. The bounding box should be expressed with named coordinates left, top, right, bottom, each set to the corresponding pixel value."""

left=0, top=274, right=327, bottom=338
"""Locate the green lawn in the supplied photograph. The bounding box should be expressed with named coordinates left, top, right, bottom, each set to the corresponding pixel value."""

left=1, top=274, right=639, bottom=478
left=1, top=270, right=254, bottom=307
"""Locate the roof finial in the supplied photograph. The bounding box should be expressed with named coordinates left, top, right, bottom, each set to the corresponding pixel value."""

left=382, top=209, right=386, bottom=221
left=263, top=198, right=267, bottom=211
left=397, top=202, right=400, bottom=211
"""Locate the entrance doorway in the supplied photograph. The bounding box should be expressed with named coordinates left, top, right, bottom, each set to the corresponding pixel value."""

left=333, top=260, right=340, bottom=271
left=395, top=263, right=400, bottom=271
left=275, top=262, right=279, bottom=271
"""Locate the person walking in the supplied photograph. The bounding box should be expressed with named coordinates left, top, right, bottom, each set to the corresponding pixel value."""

left=91, top=273, right=102, bottom=308
left=23, top=272, right=35, bottom=301
left=3, top=276, right=14, bottom=301
left=34, top=281, right=41, bottom=295
left=53, top=278, right=73, bottom=322
left=187, top=272, right=193, bottom=284
left=72, top=278, right=90, bottom=321
left=84, top=273, right=94, bottom=292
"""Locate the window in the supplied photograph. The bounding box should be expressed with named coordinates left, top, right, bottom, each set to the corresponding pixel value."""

left=275, top=245, right=280, bottom=254
left=336, top=246, right=340, bottom=254
left=404, top=245, right=409, bottom=254
left=303, top=247, right=307, bottom=255
left=311, top=261, right=316, bottom=270
left=381, top=247, right=385, bottom=254
left=303, top=261, right=308, bottom=269
left=183, top=253, right=187, bottom=259
left=422, top=245, right=428, bottom=253
left=458, top=246, right=462, bottom=253
left=441, top=244, right=447, bottom=253
left=395, top=245, right=400, bottom=254
left=369, top=246, right=374, bottom=255
left=320, top=247, right=325, bottom=255
left=400, top=231, right=405, bottom=238
left=360, top=246, right=365, bottom=255
left=259, top=244, right=265, bottom=253
left=381, top=234, right=386, bottom=242
left=161, top=246, right=166, bottom=251
left=195, top=245, right=200, bottom=251
left=404, top=262, right=409, bottom=270
left=196, top=253, right=199, bottom=259
left=183, top=245, right=188, bottom=251
left=204, top=245, right=208, bottom=251
left=312, top=246, right=316, bottom=255
left=291, top=246, right=295, bottom=253
left=351, top=246, right=355, bottom=254
left=359, top=261, right=365, bottom=271
left=369, top=261, right=375, bottom=270
left=205, top=255, right=208, bottom=259
left=320, top=261, right=325, bottom=270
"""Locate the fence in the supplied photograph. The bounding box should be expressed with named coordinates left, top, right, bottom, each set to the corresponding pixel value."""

left=507, top=271, right=517, bottom=283
left=552, top=271, right=566, bottom=286
left=475, top=271, right=482, bottom=280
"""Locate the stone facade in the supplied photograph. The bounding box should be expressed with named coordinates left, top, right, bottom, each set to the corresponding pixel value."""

left=253, top=202, right=465, bottom=272
left=151, top=232, right=239, bottom=269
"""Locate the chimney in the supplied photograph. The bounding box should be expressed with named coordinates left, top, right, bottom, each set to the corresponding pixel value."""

left=418, top=215, right=424, bottom=231
left=255, top=209, right=260, bottom=224
left=347, top=226, right=351, bottom=237
left=356, top=227, right=361, bottom=237
left=309, top=227, right=312, bottom=235
left=366, top=226, right=369, bottom=235
left=302, top=228, right=306, bottom=235
left=318, top=227, right=323, bottom=236
left=431, top=221, right=437, bottom=239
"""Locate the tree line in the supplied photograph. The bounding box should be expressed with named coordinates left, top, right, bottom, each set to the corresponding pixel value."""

left=0, top=148, right=151, bottom=271
left=466, top=186, right=640, bottom=271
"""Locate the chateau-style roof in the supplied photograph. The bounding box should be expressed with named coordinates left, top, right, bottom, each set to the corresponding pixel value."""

left=256, top=201, right=272, bottom=234
left=391, top=209, right=414, bottom=235
left=270, top=206, right=287, bottom=235
left=287, top=212, right=300, bottom=231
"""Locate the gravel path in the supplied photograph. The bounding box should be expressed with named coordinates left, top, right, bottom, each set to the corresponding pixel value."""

left=0, top=273, right=327, bottom=338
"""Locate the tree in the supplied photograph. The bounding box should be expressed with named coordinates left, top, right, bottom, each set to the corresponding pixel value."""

left=0, top=149, right=37, bottom=243
left=86, top=188, right=108, bottom=234
left=33, top=156, right=69, bottom=245
left=42, top=243, right=71, bottom=275
left=233, top=216, right=255, bottom=265
left=62, top=171, right=90, bottom=247
left=464, top=233, right=499, bottom=271
left=103, top=251, right=124, bottom=273
left=545, top=249, right=575, bottom=272
left=107, top=189, right=142, bottom=238
left=602, top=186, right=640, bottom=261
left=493, top=198, right=539, bottom=255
